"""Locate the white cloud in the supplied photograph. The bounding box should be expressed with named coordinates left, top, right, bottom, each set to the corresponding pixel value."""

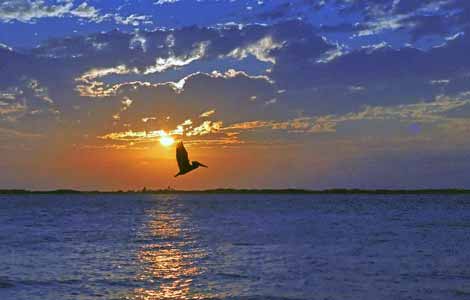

left=316, top=44, right=348, bottom=63
left=129, top=33, right=147, bottom=52
left=360, top=41, right=389, bottom=53
left=200, top=109, right=216, bottom=118
left=114, top=14, right=152, bottom=26
left=75, top=65, right=139, bottom=97
left=142, top=117, right=157, bottom=123
left=265, top=98, right=277, bottom=105
left=186, top=120, right=222, bottom=136
left=227, top=36, right=284, bottom=64
left=211, top=69, right=274, bottom=83
left=70, top=2, right=100, bottom=20
left=76, top=66, right=274, bottom=97
left=165, top=34, right=175, bottom=48
left=0, top=0, right=74, bottom=23
left=0, top=0, right=152, bottom=25
left=355, top=14, right=408, bottom=37
left=154, top=0, right=179, bottom=5
left=430, top=79, right=450, bottom=85
left=0, top=43, right=13, bottom=51
left=143, top=41, right=209, bottom=74
left=26, top=79, right=54, bottom=104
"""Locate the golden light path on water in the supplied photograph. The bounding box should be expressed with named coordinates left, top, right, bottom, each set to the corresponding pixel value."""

left=131, top=197, right=207, bottom=300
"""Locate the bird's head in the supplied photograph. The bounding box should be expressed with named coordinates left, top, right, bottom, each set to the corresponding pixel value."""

left=192, top=161, right=208, bottom=168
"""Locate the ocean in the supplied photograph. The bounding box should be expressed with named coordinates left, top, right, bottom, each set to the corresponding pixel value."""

left=1, top=194, right=470, bottom=300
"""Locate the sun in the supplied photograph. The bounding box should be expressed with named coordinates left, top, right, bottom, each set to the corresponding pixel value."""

left=159, top=136, right=175, bottom=147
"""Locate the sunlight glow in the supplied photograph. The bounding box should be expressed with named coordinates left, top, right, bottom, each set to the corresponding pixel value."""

left=159, top=135, right=175, bottom=147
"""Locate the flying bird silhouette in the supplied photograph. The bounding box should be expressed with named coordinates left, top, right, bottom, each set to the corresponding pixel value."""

left=175, top=142, right=207, bottom=177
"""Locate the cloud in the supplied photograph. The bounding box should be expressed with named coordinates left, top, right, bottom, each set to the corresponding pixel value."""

left=0, top=126, right=42, bottom=138
left=0, top=0, right=74, bottom=23
left=154, top=0, right=179, bottom=5
left=355, top=13, right=409, bottom=37
left=99, top=117, right=223, bottom=144
left=186, top=120, right=222, bottom=136
left=222, top=120, right=274, bottom=131
left=200, top=109, right=215, bottom=118
left=293, top=0, right=463, bottom=44
left=129, top=33, right=147, bottom=52
left=113, top=14, right=152, bottom=26
left=75, top=66, right=274, bottom=98
left=26, top=79, right=53, bottom=104
left=141, top=117, right=157, bottom=123
left=0, top=101, right=26, bottom=117
left=218, top=92, right=470, bottom=137
left=75, top=65, right=139, bottom=97
left=316, top=43, right=349, bottom=63
left=0, top=0, right=152, bottom=25
left=143, top=41, right=209, bottom=74
left=0, top=79, right=56, bottom=122
left=69, top=2, right=100, bottom=20
left=0, top=43, right=13, bottom=51
left=4, top=19, right=470, bottom=151
left=227, top=36, right=284, bottom=64
left=309, top=94, right=470, bottom=133
left=111, top=97, right=134, bottom=121
left=98, top=130, right=166, bottom=142
left=74, top=41, right=211, bottom=97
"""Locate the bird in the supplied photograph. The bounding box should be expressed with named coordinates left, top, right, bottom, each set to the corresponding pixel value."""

left=174, top=141, right=208, bottom=177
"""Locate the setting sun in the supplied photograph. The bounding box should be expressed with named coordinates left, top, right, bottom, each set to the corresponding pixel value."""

left=159, top=136, right=175, bottom=147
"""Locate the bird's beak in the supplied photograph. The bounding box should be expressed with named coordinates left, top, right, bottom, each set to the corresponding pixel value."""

left=200, top=163, right=208, bottom=168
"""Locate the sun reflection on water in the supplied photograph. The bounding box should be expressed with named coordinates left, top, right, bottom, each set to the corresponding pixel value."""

left=131, top=201, right=207, bottom=300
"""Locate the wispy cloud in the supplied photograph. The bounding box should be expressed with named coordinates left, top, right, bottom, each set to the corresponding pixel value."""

left=76, top=67, right=273, bottom=98
left=186, top=120, right=222, bottom=136
left=0, top=127, right=42, bottom=138
left=227, top=36, right=284, bottom=64
left=0, top=79, right=56, bottom=122
left=142, top=117, right=157, bottom=123
left=0, top=0, right=152, bottom=25
left=200, top=109, right=216, bottom=118
left=143, top=41, right=209, bottom=74
left=219, top=93, right=470, bottom=136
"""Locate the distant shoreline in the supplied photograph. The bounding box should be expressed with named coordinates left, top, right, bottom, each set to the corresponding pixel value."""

left=1, top=188, right=470, bottom=195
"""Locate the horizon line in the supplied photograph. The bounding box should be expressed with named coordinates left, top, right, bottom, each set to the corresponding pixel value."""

left=1, top=188, right=470, bottom=195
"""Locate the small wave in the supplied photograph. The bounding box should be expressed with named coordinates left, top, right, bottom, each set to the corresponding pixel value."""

left=232, top=242, right=259, bottom=246
left=0, top=277, right=14, bottom=288
left=215, top=272, right=252, bottom=279
left=455, top=289, right=470, bottom=296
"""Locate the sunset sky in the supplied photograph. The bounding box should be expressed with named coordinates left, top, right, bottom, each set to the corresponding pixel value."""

left=1, top=0, right=470, bottom=190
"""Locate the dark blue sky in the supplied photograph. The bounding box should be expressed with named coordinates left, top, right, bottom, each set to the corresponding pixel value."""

left=1, top=0, right=470, bottom=189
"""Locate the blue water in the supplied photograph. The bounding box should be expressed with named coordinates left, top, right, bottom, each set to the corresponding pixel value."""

left=1, top=194, right=470, bottom=300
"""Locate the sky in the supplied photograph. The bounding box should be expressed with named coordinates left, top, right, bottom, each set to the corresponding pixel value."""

left=1, top=0, right=470, bottom=190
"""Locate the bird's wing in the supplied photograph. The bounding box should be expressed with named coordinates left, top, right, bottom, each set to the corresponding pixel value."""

left=176, top=142, right=191, bottom=171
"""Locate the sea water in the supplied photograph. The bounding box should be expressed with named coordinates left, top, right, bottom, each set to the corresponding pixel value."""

left=1, top=194, right=470, bottom=300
